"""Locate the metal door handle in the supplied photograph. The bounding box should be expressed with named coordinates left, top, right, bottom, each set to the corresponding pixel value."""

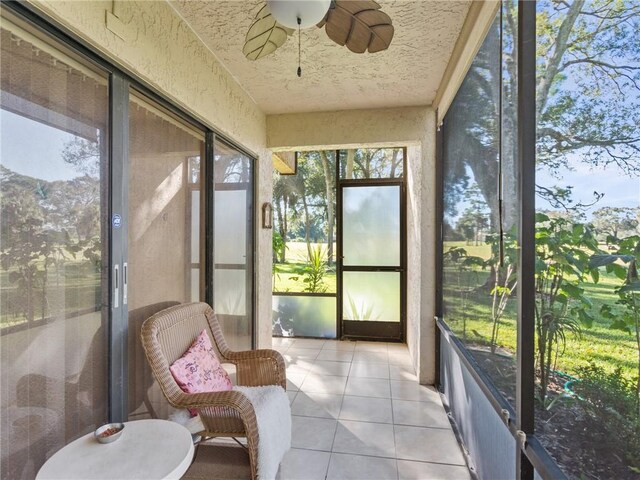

left=122, top=262, right=128, bottom=305
left=113, top=264, right=119, bottom=309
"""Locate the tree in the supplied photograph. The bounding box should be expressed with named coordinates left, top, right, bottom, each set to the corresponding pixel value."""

left=1, top=167, right=46, bottom=322
left=456, top=183, right=491, bottom=245
left=536, top=1, right=640, bottom=174
left=318, top=151, right=335, bottom=266
left=61, top=137, right=101, bottom=177
left=215, top=152, right=251, bottom=183
left=592, top=206, right=640, bottom=241
left=274, top=152, right=337, bottom=265
left=1, top=135, right=104, bottom=324
left=295, top=157, right=318, bottom=259
left=273, top=172, right=302, bottom=262
left=342, top=148, right=403, bottom=179
left=445, top=15, right=503, bottom=229
left=46, top=176, right=101, bottom=242
left=485, top=231, right=519, bottom=354
left=0, top=192, right=44, bottom=323
left=447, top=0, right=640, bottom=229
left=455, top=213, right=477, bottom=245
left=299, top=151, right=335, bottom=261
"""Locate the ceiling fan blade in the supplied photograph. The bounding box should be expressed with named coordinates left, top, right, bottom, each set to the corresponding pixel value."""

left=243, top=5, right=294, bottom=61
left=321, top=0, right=394, bottom=54
left=367, top=24, right=394, bottom=53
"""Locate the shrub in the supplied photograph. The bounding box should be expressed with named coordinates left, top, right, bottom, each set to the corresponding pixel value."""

left=573, top=362, right=640, bottom=470
left=302, top=246, right=327, bottom=293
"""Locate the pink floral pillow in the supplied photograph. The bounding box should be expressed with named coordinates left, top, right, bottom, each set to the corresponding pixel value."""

left=169, top=329, right=232, bottom=415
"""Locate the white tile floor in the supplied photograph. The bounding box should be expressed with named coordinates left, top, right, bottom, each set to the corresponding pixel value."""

left=274, top=338, right=471, bottom=480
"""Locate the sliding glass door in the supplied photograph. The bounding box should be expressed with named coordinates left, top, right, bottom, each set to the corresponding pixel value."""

left=0, top=13, right=109, bottom=479
left=0, top=6, right=258, bottom=476
left=126, top=91, right=205, bottom=421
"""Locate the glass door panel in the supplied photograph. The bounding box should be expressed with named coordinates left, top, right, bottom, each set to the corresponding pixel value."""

left=343, top=272, right=401, bottom=322
left=213, top=140, right=254, bottom=351
left=188, top=160, right=202, bottom=302
left=214, top=189, right=247, bottom=264
left=343, top=186, right=400, bottom=266
left=213, top=189, right=249, bottom=334
left=126, top=91, right=205, bottom=421
left=340, top=184, right=404, bottom=340
left=213, top=269, right=246, bottom=317
left=1, top=14, right=109, bottom=478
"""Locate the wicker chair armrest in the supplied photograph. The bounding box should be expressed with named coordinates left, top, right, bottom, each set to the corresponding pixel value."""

left=226, top=349, right=286, bottom=389
left=223, top=348, right=283, bottom=362
left=176, top=390, right=259, bottom=480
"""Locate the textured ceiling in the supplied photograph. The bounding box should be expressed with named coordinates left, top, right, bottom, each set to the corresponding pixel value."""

left=170, top=0, right=472, bottom=115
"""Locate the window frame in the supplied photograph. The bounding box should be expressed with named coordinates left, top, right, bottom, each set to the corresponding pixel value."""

left=434, top=1, right=567, bottom=479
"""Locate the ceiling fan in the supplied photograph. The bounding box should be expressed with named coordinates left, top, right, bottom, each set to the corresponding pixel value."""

left=243, top=0, right=394, bottom=72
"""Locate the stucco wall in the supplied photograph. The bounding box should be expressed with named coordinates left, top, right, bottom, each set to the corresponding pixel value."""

left=267, top=107, right=437, bottom=384
left=418, top=112, right=437, bottom=385
left=26, top=0, right=273, bottom=349
left=268, top=106, right=432, bottom=152
left=27, top=0, right=265, bottom=152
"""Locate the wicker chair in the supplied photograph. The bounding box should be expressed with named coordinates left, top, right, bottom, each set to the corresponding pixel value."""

left=140, top=302, right=287, bottom=480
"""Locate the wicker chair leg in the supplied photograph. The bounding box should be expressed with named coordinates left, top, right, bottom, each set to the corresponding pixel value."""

left=246, top=433, right=259, bottom=480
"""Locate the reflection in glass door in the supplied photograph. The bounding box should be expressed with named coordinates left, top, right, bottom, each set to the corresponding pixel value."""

left=0, top=14, right=109, bottom=478
left=339, top=183, right=404, bottom=340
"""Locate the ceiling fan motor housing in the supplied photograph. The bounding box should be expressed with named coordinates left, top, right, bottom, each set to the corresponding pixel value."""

left=267, top=0, right=331, bottom=29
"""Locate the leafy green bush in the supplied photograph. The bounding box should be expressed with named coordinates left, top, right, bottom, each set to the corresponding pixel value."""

left=589, top=235, right=640, bottom=399
left=535, top=214, right=599, bottom=403
left=573, top=362, right=640, bottom=470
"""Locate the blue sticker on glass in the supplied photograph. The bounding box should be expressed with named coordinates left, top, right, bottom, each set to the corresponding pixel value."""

left=112, top=214, right=122, bottom=229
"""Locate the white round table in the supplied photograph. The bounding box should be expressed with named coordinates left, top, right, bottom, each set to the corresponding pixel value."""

left=36, top=419, right=194, bottom=480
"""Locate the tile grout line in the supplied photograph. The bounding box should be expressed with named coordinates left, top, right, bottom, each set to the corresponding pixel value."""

left=324, top=362, right=349, bottom=480
left=390, top=362, right=400, bottom=480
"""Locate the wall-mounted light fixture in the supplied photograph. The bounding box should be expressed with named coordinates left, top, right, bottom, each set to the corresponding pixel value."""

left=262, top=202, right=273, bottom=229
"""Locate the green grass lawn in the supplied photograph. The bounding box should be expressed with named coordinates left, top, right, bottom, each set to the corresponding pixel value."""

left=273, top=261, right=337, bottom=293
left=444, top=265, right=639, bottom=382
left=282, top=241, right=337, bottom=263
left=273, top=241, right=337, bottom=293
left=444, top=240, right=493, bottom=260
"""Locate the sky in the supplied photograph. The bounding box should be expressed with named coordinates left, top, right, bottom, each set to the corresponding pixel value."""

left=447, top=155, right=640, bottom=227
left=1, top=109, right=81, bottom=182
left=536, top=156, right=640, bottom=219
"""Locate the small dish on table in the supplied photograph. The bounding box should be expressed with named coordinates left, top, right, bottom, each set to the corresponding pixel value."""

left=94, top=423, right=124, bottom=444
